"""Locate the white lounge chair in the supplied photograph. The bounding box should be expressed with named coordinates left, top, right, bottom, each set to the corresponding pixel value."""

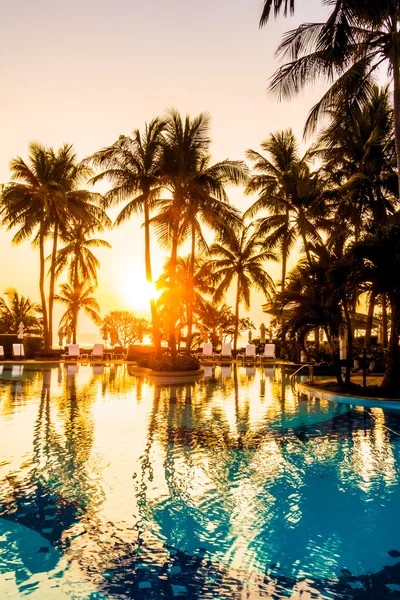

left=216, top=343, right=232, bottom=361
left=63, top=344, right=80, bottom=361
left=0, top=346, right=4, bottom=360
left=238, top=344, right=256, bottom=362
left=90, top=343, right=104, bottom=361
left=200, top=343, right=213, bottom=360
left=257, top=343, right=276, bottom=362
left=12, top=344, right=24, bottom=359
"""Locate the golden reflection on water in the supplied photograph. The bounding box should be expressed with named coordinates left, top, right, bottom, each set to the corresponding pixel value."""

left=1, top=364, right=400, bottom=598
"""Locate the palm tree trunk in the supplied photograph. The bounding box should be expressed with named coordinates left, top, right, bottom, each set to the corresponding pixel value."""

left=381, top=298, right=400, bottom=391
left=143, top=199, right=161, bottom=356
left=342, top=300, right=353, bottom=386
left=364, top=291, right=376, bottom=352
left=382, top=294, right=389, bottom=347
left=233, top=276, right=241, bottom=353
left=391, top=38, right=400, bottom=195
left=185, top=223, right=196, bottom=354
left=39, top=222, right=49, bottom=353
left=168, top=229, right=179, bottom=359
left=48, top=222, right=59, bottom=351
left=326, top=328, right=342, bottom=386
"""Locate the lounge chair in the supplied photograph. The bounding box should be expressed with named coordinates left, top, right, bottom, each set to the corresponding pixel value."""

left=217, top=343, right=232, bottom=361
left=90, top=343, right=104, bottom=361
left=12, top=344, right=25, bottom=359
left=257, top=343, right=276, bottom=362
left=238, top=344, right=256, bottom=362
left=0, top=346, right=4, bottom=360
left=63, top=344, right=80, bottom=361
left=199, top=343, right=213, bottom=360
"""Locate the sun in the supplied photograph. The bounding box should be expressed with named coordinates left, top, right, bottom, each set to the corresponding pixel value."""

left=120, top=277, right=157, bottom=313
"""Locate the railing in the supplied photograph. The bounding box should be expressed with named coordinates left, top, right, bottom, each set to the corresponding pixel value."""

left=290, top=364, right=314, bottom=392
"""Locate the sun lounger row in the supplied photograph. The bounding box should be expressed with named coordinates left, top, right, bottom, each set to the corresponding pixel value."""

left=0, top=344, right=25, bottom=359
left=62, top=344, right=126, bottom=361
left=199, top=343, right=275, bottom=361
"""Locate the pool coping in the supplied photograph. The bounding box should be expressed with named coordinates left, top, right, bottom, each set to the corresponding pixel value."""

left=299, top=381, right=400, bottom=410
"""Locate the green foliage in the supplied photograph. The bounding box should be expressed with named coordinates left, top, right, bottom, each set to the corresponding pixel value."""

left=0, top=334, right=43, bottom=358
left=139, top=355, right=201, bottom=372
left=0, top=288, right=42, bottom=334
left=102, top=311, right=150, bottom=348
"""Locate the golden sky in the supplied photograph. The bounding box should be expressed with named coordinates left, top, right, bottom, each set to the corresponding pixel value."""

left=0, top=0, right=331, bottom=335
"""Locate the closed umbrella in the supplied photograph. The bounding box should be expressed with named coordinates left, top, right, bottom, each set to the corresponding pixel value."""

left=66, top=326, right=72, bottom=345
left=17, top=322, right=24, bottom=355
left=248, top=330, right=252, bottom=343
left=58, top=327, right=65, bottom=348
left=260, top=323, right=266, bottom=345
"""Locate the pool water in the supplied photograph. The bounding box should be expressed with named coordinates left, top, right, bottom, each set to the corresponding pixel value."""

left=1, top=364, right=400, bottom=599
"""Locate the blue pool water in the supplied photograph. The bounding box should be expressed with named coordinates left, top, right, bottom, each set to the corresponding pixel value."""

left=1, top=364, right=400, bottom=599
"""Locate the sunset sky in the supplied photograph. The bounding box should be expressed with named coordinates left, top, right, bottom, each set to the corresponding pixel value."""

left=0, top=0, right=332, bottom=336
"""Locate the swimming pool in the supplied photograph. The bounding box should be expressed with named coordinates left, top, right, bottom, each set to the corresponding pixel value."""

left=1, top=364, right=400, bottom=599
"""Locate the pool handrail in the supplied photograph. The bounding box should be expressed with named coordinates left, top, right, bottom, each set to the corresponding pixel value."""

left=290, top=364, right=314, bottom=392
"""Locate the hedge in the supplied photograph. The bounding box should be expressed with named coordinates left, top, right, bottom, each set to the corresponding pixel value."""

left=0, top=334, right=43, bottom=359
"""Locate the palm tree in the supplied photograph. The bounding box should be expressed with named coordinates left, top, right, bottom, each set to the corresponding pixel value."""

left=156, top=256, right=215, bottom=349
left=88, top=118, right=166, bottom=353
left=350, top=223, right=400, bottom=391
left=151, top=109, right=247, bottom=356
left=266, top=1, right=400, bottom=191
left=53, top=220, right=111, bottom=290
left=210, top=224, right=276, bottom=352
left=314, top=85, right=398, bottom=348
left=45, top=145, right=104, bottom=350
left=0, top=142, right=104, bottom=352
left=245, top=129, right=327, bottom=289
left=314, top=85, right=398, bottom=232
left=0, top=288, right=41, bottom=333
left=55, top=281, right=101, bottom=344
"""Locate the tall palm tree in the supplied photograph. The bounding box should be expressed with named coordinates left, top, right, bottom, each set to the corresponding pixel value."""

left=314, top=85, right=398, bottom=233
left=314, top=85, right=398, bottom=348
left=88, top=118, right=166, bottom=353
left=53, top=220, right=111, bottom=291
left=151, top=109, right=247, bottom=356
left=245, top=129, right=326, bottom=289
left=1, top=142, right=59, bottom=351
left=0, top=288, right=41, bottom=333
left=156, top=256, right=215, bottom=349
left=265, top=1, right=400, bottom=191
left=55, top=281, right=101, bottom=344
left=350, top=223, right=400, bottom=391
left=0, top=143, right=103, bottom=352
left=210, top=224, right=276, bottom=352
left=45, top=145, right=104, bottom=350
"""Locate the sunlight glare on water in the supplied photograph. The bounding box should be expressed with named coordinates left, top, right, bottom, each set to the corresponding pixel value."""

left=1, top=364, right=400, bottom=599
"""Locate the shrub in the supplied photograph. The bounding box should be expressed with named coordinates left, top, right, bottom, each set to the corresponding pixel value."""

left=139, top=355, right=201, bottom=372
left=0, top=334, right=43, bottom=359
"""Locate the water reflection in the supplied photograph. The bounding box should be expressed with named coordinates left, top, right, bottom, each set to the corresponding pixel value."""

left=0, top=365, right=400, bottom=599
